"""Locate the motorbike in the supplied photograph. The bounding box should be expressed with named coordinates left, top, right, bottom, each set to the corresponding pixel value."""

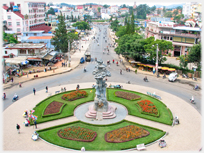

left=190, top=99, right=196, bottom=104
left=12, top=95, right=19, bottom=102
left=84, top=69, right=87, bottom=72
left=182, top=74, right=189, bottom=78
left=143, top=78, right=149, bottom=82
left=163, top=75, right=166, bottom=79
left=2, top=93, right=6, bottom=100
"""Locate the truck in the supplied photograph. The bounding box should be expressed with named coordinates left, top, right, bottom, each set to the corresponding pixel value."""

left=84, top=52, right=91, bottom=62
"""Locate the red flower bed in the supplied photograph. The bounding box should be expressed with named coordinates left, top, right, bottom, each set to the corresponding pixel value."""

left=44, top=101, right=64, bottom=115
left=58, top=126, right=97, bottom=142
left=137, top=100, right=158, bottom=115
left=105, top=125, right=149, bottom=143
left=61, top=90, right=88, bottom=101
left=115, top=91, right=141, bottom=100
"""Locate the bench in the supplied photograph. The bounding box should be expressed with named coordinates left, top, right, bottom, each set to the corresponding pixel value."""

left=136, top=143, right=146, bottom=151
left=55, top=90, right=60, bottom=94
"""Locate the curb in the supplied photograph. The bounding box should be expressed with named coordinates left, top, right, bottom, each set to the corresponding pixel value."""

left=3, top=62, right=80, bottom=90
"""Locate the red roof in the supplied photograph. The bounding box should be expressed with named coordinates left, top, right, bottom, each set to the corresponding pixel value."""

left=77, top=6, right=83, bottom=9
left=3, top=5, right=9, bottom=10
left=28, top=36, right=53, bottom=40
left=13, top=11, right=24, bottom=19
left=30, top=24, right=52, bottom=33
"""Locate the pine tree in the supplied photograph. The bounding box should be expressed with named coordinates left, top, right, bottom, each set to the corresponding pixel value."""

left=126, top=19, right=131, bottom=34
left=130, top=12, right=135, bottom=34
left=51, top=13, right=68, bottom=53
left=124, top=17, right=127, bottom=26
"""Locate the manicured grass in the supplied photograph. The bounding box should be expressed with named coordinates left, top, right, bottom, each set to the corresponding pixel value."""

left=32, top=88, right=95, bottom=124
left=37, top=120, right=166, bottom=151
left=107, top=88, right=173, bottom=125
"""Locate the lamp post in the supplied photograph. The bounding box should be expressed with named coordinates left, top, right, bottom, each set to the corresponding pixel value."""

left=156, top=44, right=159, bottom=78
left=68, top=40, right=71, bottom=67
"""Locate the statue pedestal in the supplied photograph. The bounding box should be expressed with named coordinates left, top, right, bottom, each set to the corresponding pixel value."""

left=85, top=104, right=117, bottom=119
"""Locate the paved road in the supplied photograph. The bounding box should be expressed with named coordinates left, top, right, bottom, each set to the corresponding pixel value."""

left=3, top=24, right=201, bottom=114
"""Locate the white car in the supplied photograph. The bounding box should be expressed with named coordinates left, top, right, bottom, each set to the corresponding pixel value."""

left=168, top=72, right=178, bottom=82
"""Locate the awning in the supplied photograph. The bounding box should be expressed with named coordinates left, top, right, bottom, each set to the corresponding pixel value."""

left=42, top=54, right=53, bottom=60
left=168, top=68, right=176, bottom=71
left=5, top=57, right=27, bottom=64
left=27, top=57, right=42, bottom=61
left=161, top=67, right=169, bottom=70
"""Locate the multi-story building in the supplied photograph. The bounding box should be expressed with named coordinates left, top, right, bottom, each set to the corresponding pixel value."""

left=2, top=1, right=51, bottom=33
left=2, top=3, right=24, bottom=34
left=145, top=21, right=201, bottom=56
left=182, top=2, right=201, bottom=19
left=119, top=8, right=129, bottom=15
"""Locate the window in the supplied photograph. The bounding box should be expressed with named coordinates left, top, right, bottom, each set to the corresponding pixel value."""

left=8, top=15, right=11, bottom=19
left=17, top=28, right=21, bottom=32
left=19, top=49, right=26, bottom=54
left=8, top=22, right=12, bottom=26
left=28, top=49, right=35, bottom=54
left=5, top=51, right=7, bottom=54
left=34, top=33, right=37, bottom=36
left=16, top=22, right=20, bottom=26
left=26, top=34, right=28, bottom=36
left=170, top=37, right=173, bottom=40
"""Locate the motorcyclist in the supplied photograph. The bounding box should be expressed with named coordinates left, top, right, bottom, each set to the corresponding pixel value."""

left=116, top=61, right=118, bottom=66
left=194, top=84, right=199, bottom=90
left=163, top=74, right=166, bottom=79
left=190, top=96, right=195, bottom=103
left=144, top=76, right=148, bottom=82
left=13, top=93, right=18, bottom=100
left=84, top=67, right=86, bottom=72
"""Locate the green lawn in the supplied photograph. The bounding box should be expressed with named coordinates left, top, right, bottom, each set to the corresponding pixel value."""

left=107, top=88, right=173, bottom=125
left=32, top=88, right=95, bottom=124
left=38, top=120, right=166, bottom=151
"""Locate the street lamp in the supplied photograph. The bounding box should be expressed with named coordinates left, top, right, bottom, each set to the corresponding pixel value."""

left=68, top=40, right=71, bottom=67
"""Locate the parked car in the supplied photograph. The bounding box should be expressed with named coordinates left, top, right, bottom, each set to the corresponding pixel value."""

left=168, top=72, right=178, bottom=82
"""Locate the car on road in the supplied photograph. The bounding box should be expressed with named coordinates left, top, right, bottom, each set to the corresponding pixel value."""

left=84, top=52, right=91, bottom=62
left=168, top=72, right=178, bottom=82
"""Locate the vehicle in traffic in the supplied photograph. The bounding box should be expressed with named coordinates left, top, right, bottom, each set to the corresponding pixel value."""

left=168, top=72, right=178, bottom=82
left=84, top=52, right=91, bottom=62
left=80, top=57, right=85, bottom=64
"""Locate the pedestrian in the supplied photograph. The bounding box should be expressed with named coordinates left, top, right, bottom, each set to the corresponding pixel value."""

left=46, top=86, right=48, bottom=93
left=16, top=124, right=20, bottom=134
left=64, top=87, right=66, bottom=91
left=65, top=63, right=67, bottom=67
left=120, top=69, right=122, bottom=75
left=62, top=62, right=63, bottom=67
left=76, top=84, right=80, bottom=91
left=113, top=59, right=114, bottom=63
left=61, top=87, right=64, bottom=92
left=27, top=73, right=28, bottom=78
left=33, top=88, right=36, bottom=95
left=34, top=120, right=37, bottom=129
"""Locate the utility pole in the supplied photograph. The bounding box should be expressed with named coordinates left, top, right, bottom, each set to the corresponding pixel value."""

left=156, top=44, right=159, bottom=78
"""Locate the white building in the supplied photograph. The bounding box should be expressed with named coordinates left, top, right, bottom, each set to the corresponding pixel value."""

left=182, top=2, right=200, bottom=19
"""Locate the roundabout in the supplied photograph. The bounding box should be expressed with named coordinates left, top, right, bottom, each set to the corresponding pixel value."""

left=3, top=82, right=201, bottom=151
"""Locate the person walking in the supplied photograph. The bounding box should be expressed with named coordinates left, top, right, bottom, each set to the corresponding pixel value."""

left=16, top=124, right=20, bottom=134
left=33, top=88, right=36, bottom=95
left=34, top=120, right=37, bottom=129
left=46, top=86, right=48, bottom=93
left=120, top=69, right=122, bottom=75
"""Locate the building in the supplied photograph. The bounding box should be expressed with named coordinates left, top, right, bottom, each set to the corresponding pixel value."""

left=145, top=21, right=201, bottom=56
left=3, top=43, right=46, bottom=58
left=119, top=8, right=129, bottom=15
left=2, top=4, right=24, bottom=34
left=182, top=2, right=201, bottom=19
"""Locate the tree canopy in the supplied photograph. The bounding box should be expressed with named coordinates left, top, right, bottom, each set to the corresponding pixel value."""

left=72, top=21, right=91, bottom=30
left=46, top=7, right=55, bottom=16
left=110, top=18, right=120, bottom=32
left=136, top=4, right=150, bottom=19
left=3, top=32, right=18, bottom=43
left=187, top=43, right=201, bottom=70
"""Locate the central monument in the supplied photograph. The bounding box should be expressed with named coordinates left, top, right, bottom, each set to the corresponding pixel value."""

left=85, top=59, right=117, bottom=120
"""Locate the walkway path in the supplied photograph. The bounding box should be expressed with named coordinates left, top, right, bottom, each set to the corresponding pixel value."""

left=3, top=82, right=201, bottom=151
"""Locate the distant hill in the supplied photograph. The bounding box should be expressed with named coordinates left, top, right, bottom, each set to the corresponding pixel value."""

left=60, top=3, right=75, bottom=8
left=155, top=3, right=185, bottom=8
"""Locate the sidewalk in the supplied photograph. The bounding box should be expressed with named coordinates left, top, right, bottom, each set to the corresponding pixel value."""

left=3, top=82, right=201, bottom=151
left=118, top=54, right=202, bottom=89
left=3, top=28, right=96, bottom=90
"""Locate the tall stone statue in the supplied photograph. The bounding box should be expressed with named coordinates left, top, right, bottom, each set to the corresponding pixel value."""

left=85, top=59, right=117, bottom=120
left=92, top=59, right=111, bottom=112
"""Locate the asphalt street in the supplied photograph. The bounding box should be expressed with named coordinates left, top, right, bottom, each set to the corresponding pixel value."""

left=3, top=24, right=201, bottom=114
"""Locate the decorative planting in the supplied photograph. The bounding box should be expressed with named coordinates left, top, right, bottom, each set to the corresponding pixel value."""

left=105, top=125, right=149, bottom=143
left=115, top=91, right=141, bottom=100
left=58, top=126, right=97, bottom=142
left=43, top=101, right=65, bottom=117
left=137, top=100, right=159, bottom=117
left=61, top=90, right=88, bottom=101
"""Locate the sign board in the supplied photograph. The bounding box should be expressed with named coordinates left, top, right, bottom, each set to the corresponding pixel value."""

left=158, top=23, right=173, bottom=28
left=75, top=32, right=78, bottom=34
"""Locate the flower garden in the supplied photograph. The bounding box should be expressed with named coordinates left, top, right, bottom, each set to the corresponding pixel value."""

left=43, top=101, right=64, bottom=116
left=61, top=90, right=88, bottom=101
left=58, top=126, right=97, bottom=142
left=33, top=88, right=173, bottom=151
left=114, top=91, right=141, bottom=100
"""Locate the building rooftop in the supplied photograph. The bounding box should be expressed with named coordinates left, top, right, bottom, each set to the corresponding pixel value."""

left=28, top=36, right=53, bottom=40
left=6, top=43, right=46, bottom=49
left=173, top=26, right=201, bottom=31
left=23, top=31, right=44, bottom=33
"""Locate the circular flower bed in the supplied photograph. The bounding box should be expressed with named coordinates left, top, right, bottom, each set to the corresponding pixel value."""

left=58, top=126, right=97, bottom=142
left=43, top=101, right=64, bottom=115
left=105, top=125, right=149, bottom=143
left=137, top=100, right=159, bottom=116
left=115, top=91, right=141, bottom=100
left=62, top=90, right=88, bottom=101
